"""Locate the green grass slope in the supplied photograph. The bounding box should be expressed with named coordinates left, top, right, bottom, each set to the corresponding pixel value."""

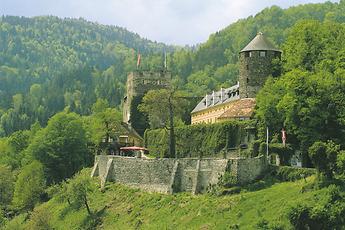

left=7, top=175, right=330, bottom=230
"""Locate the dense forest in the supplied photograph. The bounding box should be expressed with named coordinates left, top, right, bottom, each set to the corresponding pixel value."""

left=1, top=1, right=345, bottom=136
left=0, top=16, right=175, bottom=136
left=1, top=0, right=345, bottom=228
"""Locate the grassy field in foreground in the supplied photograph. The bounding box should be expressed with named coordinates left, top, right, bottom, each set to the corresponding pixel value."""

left=5, top=175, right=329, bottom=230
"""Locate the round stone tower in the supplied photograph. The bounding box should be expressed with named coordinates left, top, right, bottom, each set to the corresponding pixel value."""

left=239, top=32, right=281, bottom=98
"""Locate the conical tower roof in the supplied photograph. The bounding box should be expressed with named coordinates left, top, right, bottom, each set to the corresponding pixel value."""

left=240, top=32, right=281, bottom=53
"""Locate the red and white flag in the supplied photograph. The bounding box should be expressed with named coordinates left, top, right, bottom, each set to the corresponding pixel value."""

left=282, top=128, right=286, bottom=146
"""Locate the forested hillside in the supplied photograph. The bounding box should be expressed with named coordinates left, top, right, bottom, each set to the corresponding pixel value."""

left=2, top=1, right=345, bottom=229
left=0, top=16, right=174, bottom=136
left=179, top=0, right=345, bottom=95
left=1, top=1, right=345, bottom=136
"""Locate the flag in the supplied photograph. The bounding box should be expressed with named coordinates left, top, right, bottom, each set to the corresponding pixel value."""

left=136, top=52, right=141, bottom=68
left=282, top=128, right=286, bottom=146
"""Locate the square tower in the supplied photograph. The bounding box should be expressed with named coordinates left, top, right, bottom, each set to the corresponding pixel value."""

left=123, top=70, right=171, bottom=134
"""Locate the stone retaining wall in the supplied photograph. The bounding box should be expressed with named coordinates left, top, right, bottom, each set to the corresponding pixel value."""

left=91, top=155, right=267, bottom=194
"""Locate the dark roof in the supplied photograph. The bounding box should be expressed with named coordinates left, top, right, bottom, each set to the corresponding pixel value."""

left=240, top=32, right=281, bottom=53
left=217, top=98, right=256, bottom=119
left=191, top=83, right=240, bottom=114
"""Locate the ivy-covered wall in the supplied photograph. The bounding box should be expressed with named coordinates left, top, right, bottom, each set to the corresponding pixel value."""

left=144, top=120, right=255, bottom=158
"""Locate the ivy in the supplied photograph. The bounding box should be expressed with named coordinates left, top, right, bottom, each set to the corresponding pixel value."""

left=145, top=120, right=254, bottom=158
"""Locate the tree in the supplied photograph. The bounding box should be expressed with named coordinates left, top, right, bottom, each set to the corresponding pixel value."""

left=336, top=151, right=345, bottom=175
left=85, top=107, right=123, bottom=152
left=139, top=89, right=188, bottom=129
left=26, top=112, right=92, bottom=184
left=256, top=70, right=345, bottom=166
left=0, top=165, right=14, bottom=207
left=64, top=170, right=95, bottom=215
left=308, top=141, right=339, bottom=180
left=139, top=89, right=189, bottom=158
left=12, top=161, right=46, bottom=211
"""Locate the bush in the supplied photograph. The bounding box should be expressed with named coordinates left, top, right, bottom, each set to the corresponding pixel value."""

left=308, top=141, right=339, bottom=180
left=221, top=186, right=242, bottom=195
left=288, top=185, right=345, bottom=229
left=25, top=206, right=52, bottom=230
left=220, top=171, right=238, bottom=188
left=145, top=120, right=254, bottom=158
left=274, top=166, right=316, bottom=181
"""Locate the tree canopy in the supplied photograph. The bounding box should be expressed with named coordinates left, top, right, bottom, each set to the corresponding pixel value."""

left=26, top=112, right=92, bottom=184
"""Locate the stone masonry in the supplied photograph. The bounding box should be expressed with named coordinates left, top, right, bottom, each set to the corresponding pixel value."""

left=123, top=70, right=171, bottom=124
left=91, top=155, right=267, bottom=194
left=239, top=50, right=280, bottom=98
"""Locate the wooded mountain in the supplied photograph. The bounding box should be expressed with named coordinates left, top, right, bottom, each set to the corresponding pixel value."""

left=0, top=16, right=174, bottom=135
left=1, top=0, right=345, bottom=136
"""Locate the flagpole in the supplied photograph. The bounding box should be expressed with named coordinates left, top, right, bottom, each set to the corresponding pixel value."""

left=136, top=51, right=141, bottom=69
left=266, top=126, right=269, bottom=161
left=164, top=52, right=167, bottom=70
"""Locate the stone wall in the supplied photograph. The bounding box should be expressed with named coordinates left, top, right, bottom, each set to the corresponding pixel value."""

left=91, top=155, right=267, bottom=194
left=123, top=70, right=171, bottom=124
left=235, top=156, right=267, bottom=184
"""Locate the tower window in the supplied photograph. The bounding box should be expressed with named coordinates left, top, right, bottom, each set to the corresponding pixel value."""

left=244, top=51, right=250, bottom=57
left=260, top=51, right=266, bottom=57
left=246, top=64, right=249, bottom=70
left=247, top=78, right=249, bottom=83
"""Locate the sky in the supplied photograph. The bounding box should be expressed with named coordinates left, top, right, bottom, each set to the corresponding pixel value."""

left=0, top=0, right=339, bottom=45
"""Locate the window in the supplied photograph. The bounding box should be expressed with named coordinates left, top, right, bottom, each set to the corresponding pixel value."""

left=244, top=51, right=250, bottom=57
left=260, top=51, right=266, bottom=57
left=246, top=65, right=249, bottom=70
left=247, top=78, right=249, bottom=83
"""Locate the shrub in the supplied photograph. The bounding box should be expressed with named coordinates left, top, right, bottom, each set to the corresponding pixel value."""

left=25, top=206, right=52, bottom=230
left=308, top=141, right=339, bottom=180
left=274, top=166, right=316, bottom=181
left=288, top=185, right=345, bottom=229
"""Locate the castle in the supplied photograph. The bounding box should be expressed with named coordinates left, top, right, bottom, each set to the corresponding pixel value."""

left=92, top=33, right=279, bottom=194
left=191, top=32, right=281, bottom=124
